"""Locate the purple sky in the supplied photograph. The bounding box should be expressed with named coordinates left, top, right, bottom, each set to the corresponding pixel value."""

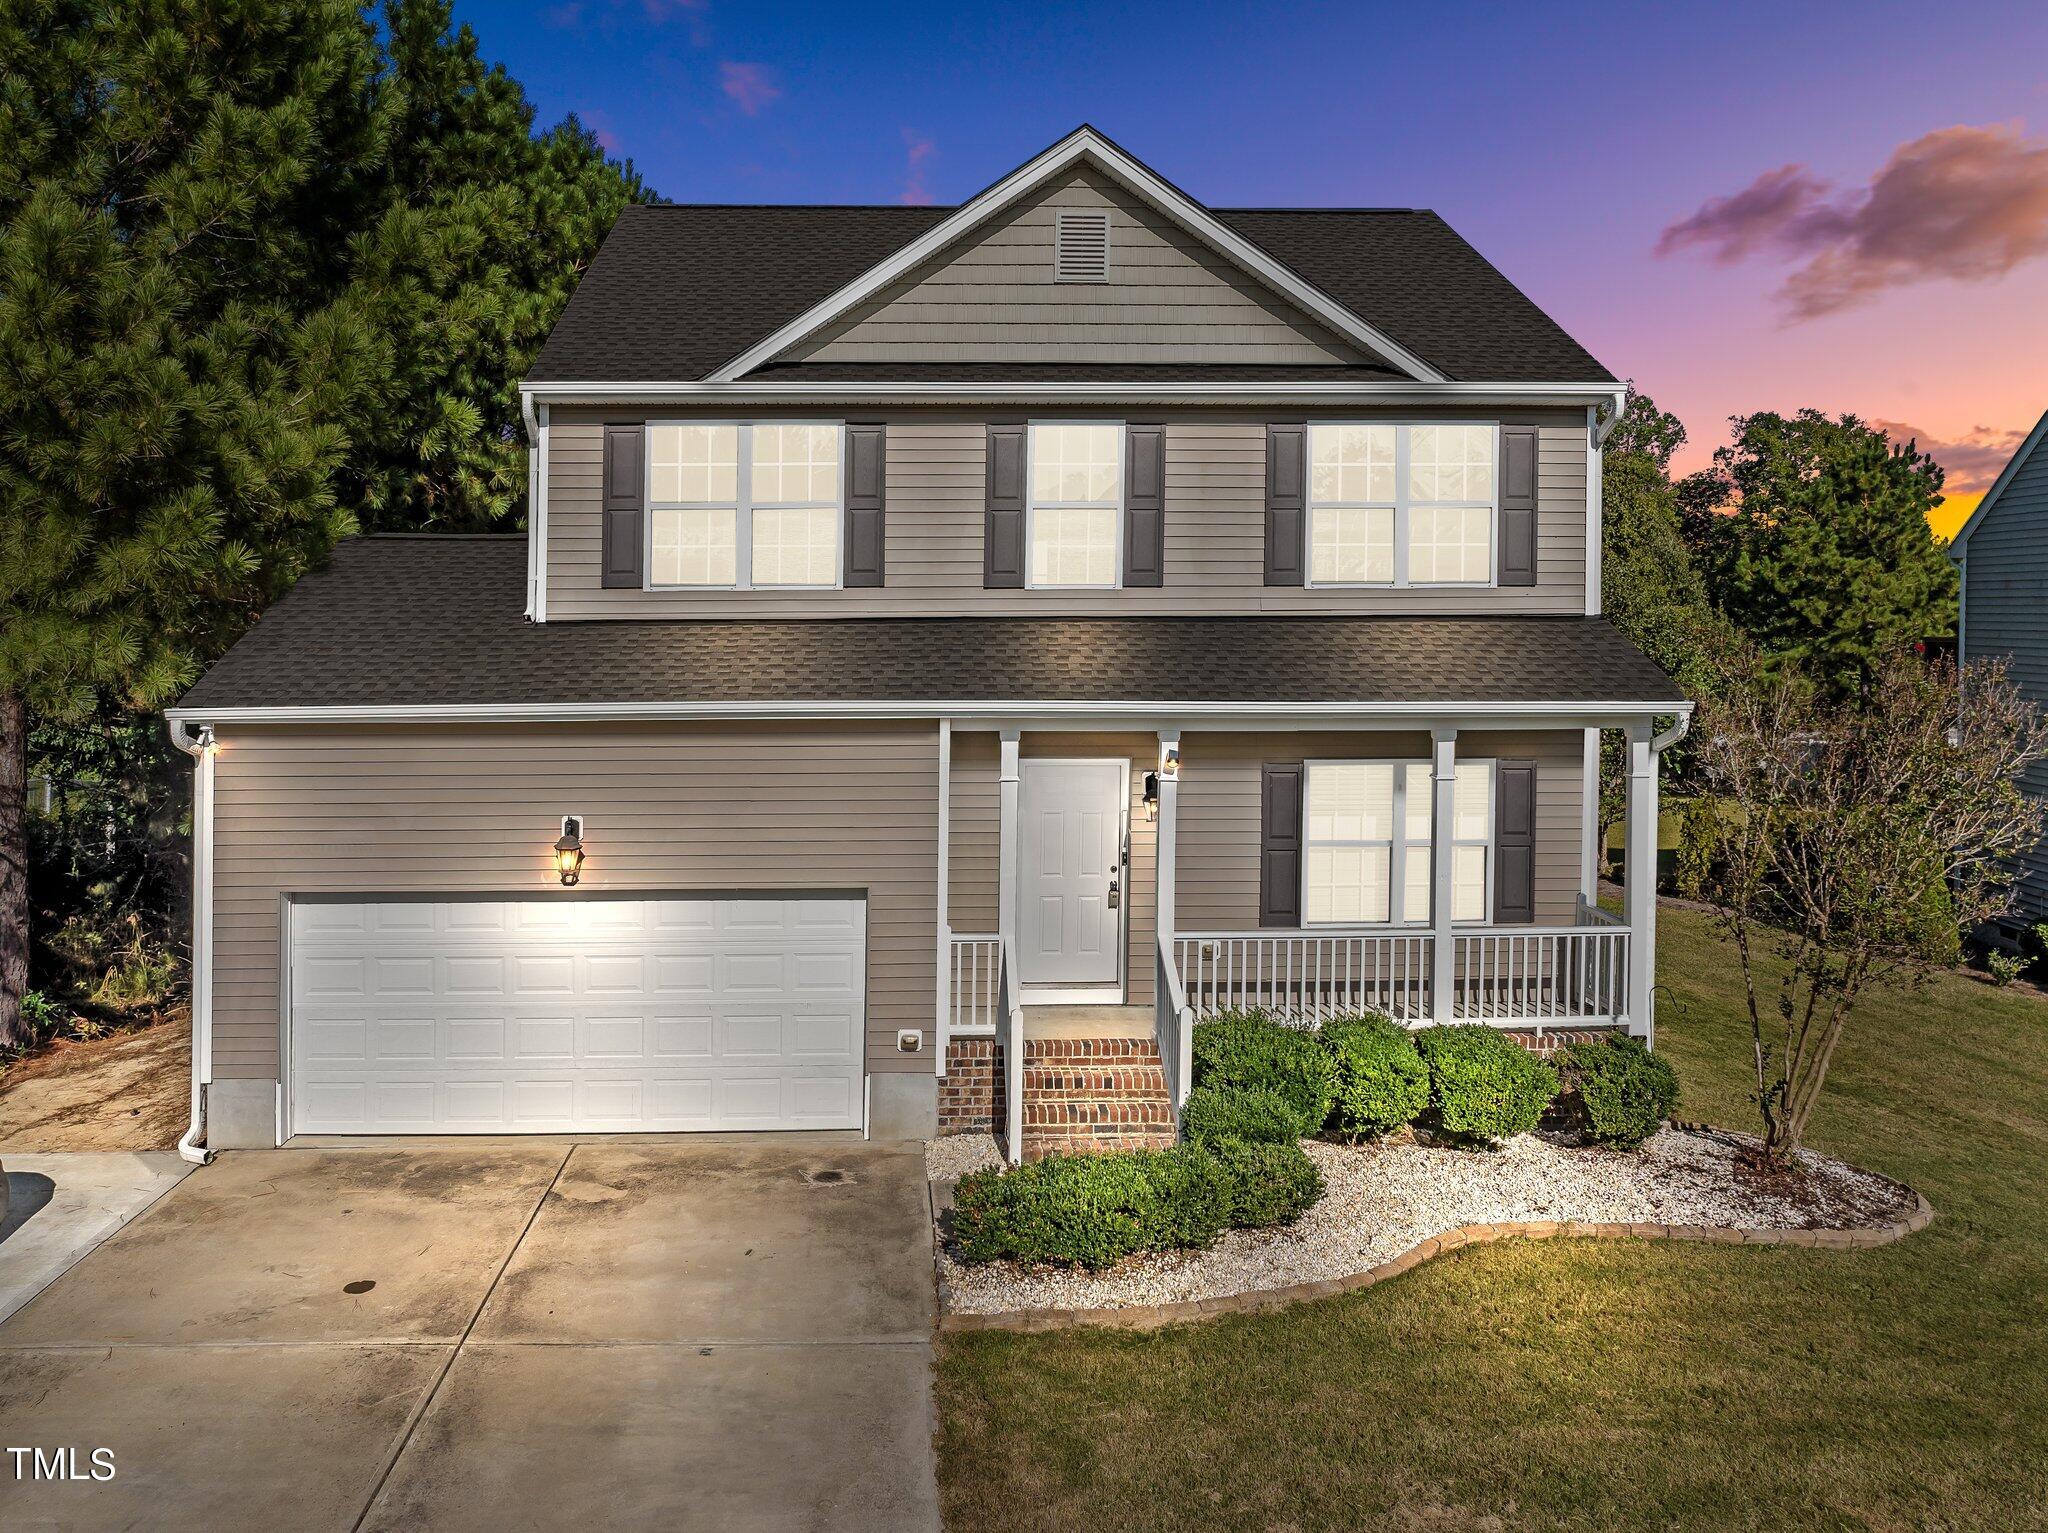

left=470, top=0, right=2048, bottom=521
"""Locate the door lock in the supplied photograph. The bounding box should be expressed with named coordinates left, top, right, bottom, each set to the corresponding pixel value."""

left=1107, top=868, right=1121, bottom=910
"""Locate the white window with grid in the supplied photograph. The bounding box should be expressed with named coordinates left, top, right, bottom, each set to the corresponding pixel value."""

left=1307, top=422, right=1497, bottom=587
left=646, top=421, right=841, bottom=589
left=1303, top=759, right=1494, bottom=926
left=1028, top=421, right=1121, bottom=588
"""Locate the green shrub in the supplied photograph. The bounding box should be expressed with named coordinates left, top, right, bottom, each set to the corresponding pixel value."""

left=948, top=1137, right=1327, bottom=1268
left=950, top=1147, right=1231, bottom=1269
left=1413, top=1025, right=1558, bottom=1146
left=1206, top=1139, right=1323, bottom=1228
left=1556, top=1035, right=1680, bottom=1150
left=1320, top=1015, right=1429, bottom=1138
left=1986, top=950, right=2027, bottom=987
left=1179, top=1084, right=1301, bottom=1146
left=1190, top=1010, right=1336, bottom=1136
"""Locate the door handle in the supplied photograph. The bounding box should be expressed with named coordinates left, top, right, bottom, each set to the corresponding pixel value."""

left=1107, top=870, right=1121, bottom=910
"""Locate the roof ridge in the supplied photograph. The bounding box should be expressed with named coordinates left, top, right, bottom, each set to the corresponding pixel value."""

left=627, top=202, right=1430, bottom=216
left=354, top=532, right=523, bottom=541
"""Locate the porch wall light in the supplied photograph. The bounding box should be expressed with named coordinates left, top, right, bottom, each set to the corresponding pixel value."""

left=1142, top=772, right=1160, bottom=821
left=554, top=815, right=586, bottom=886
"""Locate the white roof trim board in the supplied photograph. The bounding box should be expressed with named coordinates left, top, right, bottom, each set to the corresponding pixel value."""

left=520, top=380, right=1628, bottom=409
left=1947, top=407, right=2048, bottom=552
left=706, top=126, right=1452, bottom=388
left=167, top=698, right=1692, bottom=727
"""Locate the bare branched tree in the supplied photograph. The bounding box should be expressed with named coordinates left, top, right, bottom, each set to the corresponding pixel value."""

left=1679, top=654, right=2047, bottom=1162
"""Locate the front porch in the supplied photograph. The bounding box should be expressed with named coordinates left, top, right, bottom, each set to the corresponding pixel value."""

left=934, top=715, right=1675, bottom=1162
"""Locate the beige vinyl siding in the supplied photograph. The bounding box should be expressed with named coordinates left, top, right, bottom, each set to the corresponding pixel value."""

left=1175, top=729, right=1586, bottom=932
left=1963, top=438, right=2048, bottom=916
left=783, top=168, right=1367, bottom=368
left=943, top=732, right=1158, bottom=1007
left=544, top=409, right=1588, bottom=619
left=208, top=722, right=938, bottom=1085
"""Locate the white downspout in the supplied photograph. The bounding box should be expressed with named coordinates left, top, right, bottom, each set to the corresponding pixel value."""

left=169, top=720, right=216, bottom=1164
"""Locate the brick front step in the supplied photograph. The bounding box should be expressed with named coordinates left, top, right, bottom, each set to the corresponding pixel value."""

left=1019, top=1035, right=1174, bottom=1160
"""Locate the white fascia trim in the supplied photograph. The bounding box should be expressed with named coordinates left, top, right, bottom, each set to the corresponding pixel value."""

left=521, top=380, right=1624, bottom=410
left=705, top=128, right=1448, bottom=386
left=1947, top=406, right=2048, bottom=553
left=170, top=698, right=1691, bottom=728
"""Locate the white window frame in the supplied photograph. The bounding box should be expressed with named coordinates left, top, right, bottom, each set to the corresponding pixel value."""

left=1025, top=418, right=1124, bottom=591
left=643, top=420, right=846, bottom=592
left=1302, top=757, right=1496, bottom=928
left=1305, top=421, right=1500, bottom=590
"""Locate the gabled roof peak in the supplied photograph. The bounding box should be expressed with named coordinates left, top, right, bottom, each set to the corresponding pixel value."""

left=707, top=125, right=1449, bottom=386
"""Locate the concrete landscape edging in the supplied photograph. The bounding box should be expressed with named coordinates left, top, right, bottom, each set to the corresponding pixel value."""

left=937, top=1125, right=1936, bottom=1334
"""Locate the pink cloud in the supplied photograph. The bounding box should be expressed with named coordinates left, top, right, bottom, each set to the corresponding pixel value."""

left=1655, top=123, right=2048, bottom=320
left=1872, top=418, right=2031, bottom=495
left=719, top=61, right=781, bottom=116
left=898, top=130, right=937, bottom=206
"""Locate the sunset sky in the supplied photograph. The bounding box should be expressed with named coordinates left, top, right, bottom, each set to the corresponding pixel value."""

left=468, top=0, right=2048, bottom=538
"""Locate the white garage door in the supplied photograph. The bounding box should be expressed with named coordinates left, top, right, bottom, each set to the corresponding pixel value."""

left=288, top=897, right=866, bottom=1135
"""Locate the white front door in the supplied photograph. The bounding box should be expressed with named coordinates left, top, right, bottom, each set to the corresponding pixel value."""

left=1017, top=759, right=1127, bottom=991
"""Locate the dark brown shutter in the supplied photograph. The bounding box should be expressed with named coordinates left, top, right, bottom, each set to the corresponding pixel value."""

left=1265, top=423, right=1306, bottom=586
left=1124, top=423, right=1165, bottom=587
left=1499, top=424, right=1538, bottom=587
left=1260, top=763, right=1305, bottom=928
left=844, top=423, right=886, bottom=587
left=601, top=423, right=644, bottom=588
left=1494, top=759, right=1537, bottom=924
left=984, top=423, right=1026, bottom=588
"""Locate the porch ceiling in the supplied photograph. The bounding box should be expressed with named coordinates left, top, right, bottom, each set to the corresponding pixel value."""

left=176, top=536, right=1686, bottom=719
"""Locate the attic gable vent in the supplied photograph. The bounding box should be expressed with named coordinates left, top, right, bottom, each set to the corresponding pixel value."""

left=1054, top=210, right=1111, bottom=282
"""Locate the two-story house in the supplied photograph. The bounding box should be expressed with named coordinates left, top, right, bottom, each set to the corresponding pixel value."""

left=167, top=128, right=1689, bottom=1160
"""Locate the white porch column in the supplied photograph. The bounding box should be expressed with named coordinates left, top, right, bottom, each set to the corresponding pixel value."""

left=934, top=718, right=952, bottom=1079
left=1624, top=722, right=1658, bottom=1040
left=997, top=730, right=1021, bottom=957
left=1154, top=734, right=1181, bottom=951
left=1580, top=725, right=1602, bottom=903
left=1430, top=728, right=1457, bottom=1025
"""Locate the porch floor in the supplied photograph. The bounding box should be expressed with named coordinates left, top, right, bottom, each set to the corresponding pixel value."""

left=1021, top=1005, right=1156, bottom=1041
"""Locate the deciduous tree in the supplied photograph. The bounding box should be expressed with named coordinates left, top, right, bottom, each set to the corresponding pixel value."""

left=1678, top=654, right=2046, bottom=1161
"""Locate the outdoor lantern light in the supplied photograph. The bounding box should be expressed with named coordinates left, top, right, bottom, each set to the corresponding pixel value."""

left=1143, top=771, right=1159, bottom=820
left=554, top=815, right=586, bottom=886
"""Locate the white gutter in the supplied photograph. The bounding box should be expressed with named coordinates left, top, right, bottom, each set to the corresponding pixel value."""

left=522, top=392, right=539, bottom=620
left=533, top=403, right=550, bottom=623
left=168, top=697, right=1694, bottom=728
left=1585, top=404, right=1603, bottom=617
left=520, top=380, right=1629, bottom=409
left=168, top=720, right=216, bottom=1165
left=1591, top=390, right=1628, bottom=447
left=1651, top=714, right=1691, bottom=754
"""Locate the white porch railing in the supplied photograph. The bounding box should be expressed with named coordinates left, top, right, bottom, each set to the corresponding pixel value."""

left=946, top=931, right=1002, bottom=1036
left=1170, top=923, right=1631, bottom=1030
left=1450, top=926, right=1631, bottom=1026
left=1156, top=937, right=1195, bottom=1108
left=1175, top=930, right=1435, bottom=1023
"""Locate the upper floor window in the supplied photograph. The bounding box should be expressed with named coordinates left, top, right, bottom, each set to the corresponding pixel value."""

left=1029, top=421, right=1121, bottom=588
left=647, top=422, right=841, bottom=588
left=1308, top=422, right=1496, bottom=587
left=1302, top=758, right=1493, bottom=925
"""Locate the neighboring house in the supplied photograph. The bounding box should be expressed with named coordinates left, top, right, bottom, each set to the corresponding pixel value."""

left=168, top=127, right=1688, bottom=1162
left=1951, top=407, right=2048, bottom=927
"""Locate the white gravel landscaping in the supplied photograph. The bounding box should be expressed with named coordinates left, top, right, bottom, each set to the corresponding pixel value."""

left=929, top=1127, right=1919, bottom=1318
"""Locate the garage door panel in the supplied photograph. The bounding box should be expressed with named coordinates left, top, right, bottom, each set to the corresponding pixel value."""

left=289, top=897, right=866, bottom=1134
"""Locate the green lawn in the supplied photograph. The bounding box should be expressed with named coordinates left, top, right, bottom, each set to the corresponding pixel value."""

left=937, top=903, right=2048, bottom=1531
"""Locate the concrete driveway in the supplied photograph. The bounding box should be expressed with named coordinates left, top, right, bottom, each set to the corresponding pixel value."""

left=0, top=1137, right=939, bottom=1532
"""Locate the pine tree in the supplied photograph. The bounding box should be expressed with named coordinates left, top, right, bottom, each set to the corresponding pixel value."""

left=347, top=0, right=648, bottom=530
left=1679, top=409, right=1958, bottom=694
left=0, top=0, right=393, bottom=1046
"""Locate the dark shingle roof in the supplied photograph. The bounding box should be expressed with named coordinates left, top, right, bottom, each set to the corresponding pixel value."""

left=526, top=204, right=1612, bottom=386
left=178, top=538, right=1683, bottom=711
